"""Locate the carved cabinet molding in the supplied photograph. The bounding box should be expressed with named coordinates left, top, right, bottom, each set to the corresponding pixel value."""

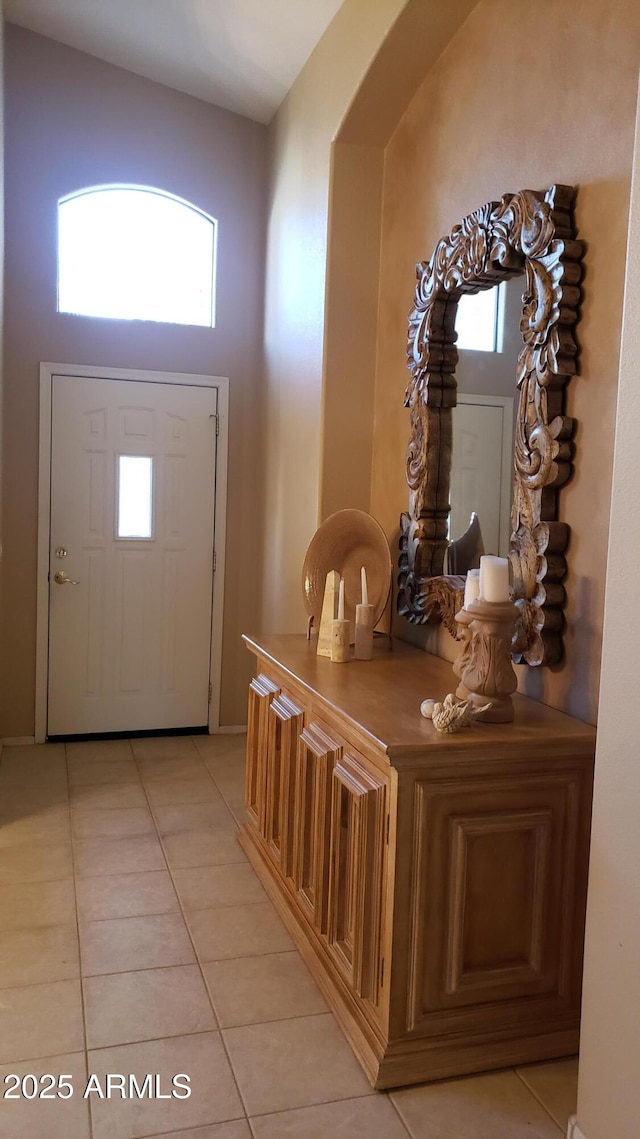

left=245, top=673, right=279, bottom=828
left=327, top=754, right=386, bottom=1003
left=264, top=692, right=304, bottom=875
left=398, top=184, right=584, bottom=666
left=293, top=722, right=340, bottom=934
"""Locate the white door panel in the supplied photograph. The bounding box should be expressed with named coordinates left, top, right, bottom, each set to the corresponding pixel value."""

left=48, top=375, right=217, bottom=735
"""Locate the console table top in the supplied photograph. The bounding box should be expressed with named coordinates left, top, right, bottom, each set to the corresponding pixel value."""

left=243, top=633, right=596, bottom=762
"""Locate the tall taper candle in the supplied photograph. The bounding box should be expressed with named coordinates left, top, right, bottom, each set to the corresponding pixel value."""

left=338, top=577, right=345, bottom=621
left=361, top=566, right=368, bottom=606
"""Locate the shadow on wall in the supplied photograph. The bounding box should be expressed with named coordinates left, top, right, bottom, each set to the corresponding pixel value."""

left=521, top=575, right=595, bottom=717
left=562, top=575, right=597, bottom=720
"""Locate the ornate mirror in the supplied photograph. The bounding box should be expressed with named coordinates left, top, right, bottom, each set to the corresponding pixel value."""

left=397, top=185, right=583, bottom=666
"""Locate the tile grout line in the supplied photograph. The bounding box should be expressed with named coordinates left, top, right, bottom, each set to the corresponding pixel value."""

left=132, top=739, right=253, bottom=1124
left=386, top=1089, right=420, bottom=1138
left=513, top=1067, right=569, bottom=1134
left=64, top=739, right=95, bottom=1139
left=139, top=1118, right=247, bottom=1139
left=244, top=1089, right=396, bottom=1121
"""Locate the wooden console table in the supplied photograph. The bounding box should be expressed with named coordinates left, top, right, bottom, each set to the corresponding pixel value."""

left=239, top=633, right=595, bottom=1089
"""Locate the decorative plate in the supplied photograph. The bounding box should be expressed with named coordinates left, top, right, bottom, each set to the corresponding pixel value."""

left=302, top=509, right=392, bottom=634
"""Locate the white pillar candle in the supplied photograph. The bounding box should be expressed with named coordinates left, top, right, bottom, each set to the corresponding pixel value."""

left=479, top=555, right=510, bottom=602
left=464, top=568, right=480, bottom=608
left=361, top=565, right=368, bottom=606
left=338, top=577, right=345, bottom=621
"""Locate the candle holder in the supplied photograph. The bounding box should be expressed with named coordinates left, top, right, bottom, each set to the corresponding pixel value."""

left=330, top=618, right=351, bottom=662
left=354, top=603, right=374, bottom=660
left=452, top=606, right=474, bottom=699
left=459, top=597, right=518, bottom=722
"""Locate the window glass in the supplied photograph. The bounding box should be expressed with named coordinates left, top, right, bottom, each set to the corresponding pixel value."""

left=58, top=186, right=217, bottom=327
left=118, top=456, right=153, bottom=539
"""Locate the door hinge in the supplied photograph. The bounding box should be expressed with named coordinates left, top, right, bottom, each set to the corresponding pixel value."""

left=213, top=550, right=217, bottom=573
left=208, top=683, right=212, bottom=704
left=210, top=413, right=220, bottom=435
left=386, top=814, right=390, bottom=844
left=380, top=957, right=385, bottom=988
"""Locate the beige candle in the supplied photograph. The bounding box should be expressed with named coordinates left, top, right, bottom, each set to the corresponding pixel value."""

left=479, top=555, right=510, bottom=602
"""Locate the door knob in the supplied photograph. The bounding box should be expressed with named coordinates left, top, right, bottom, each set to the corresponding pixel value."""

left=54, top=571, right=80, bottom=585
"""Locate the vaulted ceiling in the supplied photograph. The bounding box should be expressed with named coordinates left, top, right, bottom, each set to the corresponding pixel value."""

left=4, top=0, right=345, bottom=122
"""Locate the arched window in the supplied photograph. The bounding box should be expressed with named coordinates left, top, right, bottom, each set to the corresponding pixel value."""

left=57, top=185, right=217, bottom=327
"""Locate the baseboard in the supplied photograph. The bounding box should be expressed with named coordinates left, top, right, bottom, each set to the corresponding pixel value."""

left=3, top=731, right=247, bottom=743
left=567, top=1116, right=587, bottom=1139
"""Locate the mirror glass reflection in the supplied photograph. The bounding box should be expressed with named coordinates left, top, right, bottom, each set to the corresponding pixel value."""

left=445, top=275, right=523, bottom=571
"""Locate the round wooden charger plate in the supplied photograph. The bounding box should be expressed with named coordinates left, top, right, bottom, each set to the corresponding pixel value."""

left=302, top=509, right=392, bottom=633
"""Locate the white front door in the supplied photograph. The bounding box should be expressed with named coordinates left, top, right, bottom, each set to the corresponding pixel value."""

left=47, top=373, right=218, bottom=736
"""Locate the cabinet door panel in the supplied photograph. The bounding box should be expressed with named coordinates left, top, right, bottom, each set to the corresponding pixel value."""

left=293, top=723, right=341, bottom=933
left=328, top=754, right=386, bottom=1002
left=265, top=692, right=304, bottom=875
left=245, top=674, right=279, bottom=830
left=406, top=771, right=585, bottom=1035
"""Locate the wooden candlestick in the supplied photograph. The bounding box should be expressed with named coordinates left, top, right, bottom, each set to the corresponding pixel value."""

left=459, top=598, right=518, bottom=722
left=452, top=606, right=473, bottom=700
left=330, top=618, right=351, bottom=662
left=354, top=603, right=374, bottom=660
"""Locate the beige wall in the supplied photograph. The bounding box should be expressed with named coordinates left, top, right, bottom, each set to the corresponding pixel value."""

left=0, top=5, right=4, bottom=555
left=321, top=0, right=477, bottom=527
left=261, top=0, right=409, bottom=635
left=1, top=25, right=267, bottom=733
left=575, top=79, right=640, bottom=1139
left=261, top=0, right=477, bottom=635
left=371, top=0, right=640, bottom=723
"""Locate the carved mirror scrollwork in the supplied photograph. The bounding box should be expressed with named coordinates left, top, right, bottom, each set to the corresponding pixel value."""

left=397, top=185, right=584, bottom=666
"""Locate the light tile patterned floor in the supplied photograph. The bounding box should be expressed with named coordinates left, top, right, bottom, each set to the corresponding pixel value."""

left=0, top=734, right=577, bottom=1138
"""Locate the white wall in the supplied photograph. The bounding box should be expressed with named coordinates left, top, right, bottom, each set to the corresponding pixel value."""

left=574, top=75, right=640, bottom=1139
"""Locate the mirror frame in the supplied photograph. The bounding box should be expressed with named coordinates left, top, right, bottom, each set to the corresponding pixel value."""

left=397, top=185, right=584, bottom=666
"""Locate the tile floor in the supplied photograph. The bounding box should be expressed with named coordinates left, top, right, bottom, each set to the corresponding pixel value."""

left=0, top=733, right=578, bottom=1138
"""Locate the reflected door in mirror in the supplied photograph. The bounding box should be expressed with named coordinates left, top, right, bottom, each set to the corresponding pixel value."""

left=450, top=394, right=513, bottom=558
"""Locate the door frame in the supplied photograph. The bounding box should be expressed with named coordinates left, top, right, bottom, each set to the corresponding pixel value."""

left=36, top=362, right=230, bottom=742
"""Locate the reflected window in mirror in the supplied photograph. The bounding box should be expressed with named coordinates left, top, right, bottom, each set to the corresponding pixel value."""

left=454, top=282, right=505, bottom=352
